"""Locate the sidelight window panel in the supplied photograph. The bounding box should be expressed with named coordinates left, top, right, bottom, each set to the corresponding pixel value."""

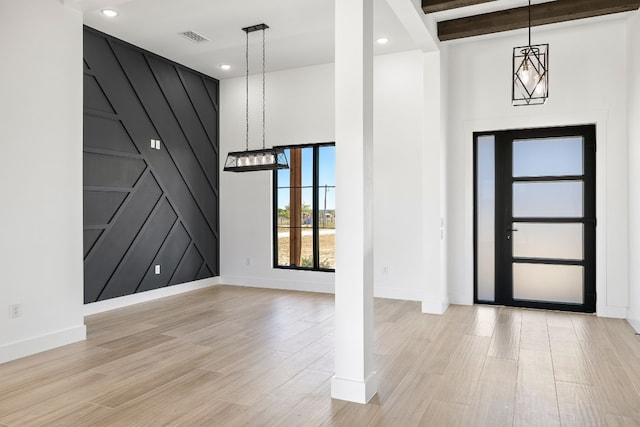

left=476, top=135, right=496, bottom=302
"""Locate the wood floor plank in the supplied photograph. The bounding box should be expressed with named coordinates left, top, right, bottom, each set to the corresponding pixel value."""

left=519, top=309, right=549, bottom=353
left=322, top=400, right=378, bottom=427
left=464, top=357, right=517, bottom=427
left=418, top=399, right=469, bottom=426
left=434, top=335, right=491, bottom=405
left=556, top=382, right=607, bottom=426
left=0, top=371, right=112, bottom=425
left=488, top=308, right=522, bottom=360
left=514, top=348, right=561, bottom=427
left=605, top=413, right=640, bottom=426
left=368, top=373, right=440, bottom=426
left=7, top=402, right=113, bottom=427
left=465, top=305, right=498, bottom=337
left=3, top=286, right=640, bottom=426
left=570, top=313, right=609, bottom=344
left=600, top=318, right=640, bottom=396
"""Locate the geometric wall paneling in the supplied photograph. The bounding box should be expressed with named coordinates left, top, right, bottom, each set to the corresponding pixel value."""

left=83, top=229, right=104, bottom=258
left=83, top=152, right=147, bottom=188
left=108, top=43, right=219, bottom=234
left=83, top=172, right=163, bottom=303
left=137, top=221, right=192, bottom=293
left=83, top=74, right=115, bottom=114
left=146, top=56, right=219, bottom=192
left=169, top=243, right=204, bottom=287
left=83, top=27, right=219, bottom=303
left=196, top=264, right=213, bottom=281
left=178, top=69, right=219, bottom=156
left=83, top=114, right=140, bottom=154
left=98, top=197, right=178, bottom=300
left=83, top=190, right=128, bottom=226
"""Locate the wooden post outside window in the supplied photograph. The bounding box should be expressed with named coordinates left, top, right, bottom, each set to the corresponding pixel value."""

left=289, top=148, right=302, bottom=266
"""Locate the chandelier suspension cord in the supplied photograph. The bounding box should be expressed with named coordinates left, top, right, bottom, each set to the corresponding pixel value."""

left=262, top=28, right=266, bottom=150
left=528, top=0, right=531, bottom=46
left=245, top=30, right=249, bottom=151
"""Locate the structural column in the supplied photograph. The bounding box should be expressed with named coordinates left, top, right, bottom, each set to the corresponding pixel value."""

left=421, top=50, right=449, bottom=314
left=331, top=0, right=377, bottom=404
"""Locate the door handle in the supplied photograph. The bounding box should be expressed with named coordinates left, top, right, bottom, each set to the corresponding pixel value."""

left=506, top=225, right=518, bottom=240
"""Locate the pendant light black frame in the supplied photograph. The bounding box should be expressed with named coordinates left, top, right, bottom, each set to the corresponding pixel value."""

left=224, top=23, right=289, bottom=172
left=512, top=1, right=549, bottom=106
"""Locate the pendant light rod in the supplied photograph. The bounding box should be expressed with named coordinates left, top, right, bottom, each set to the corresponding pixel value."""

left=528, top=0, right=531, bottom=46
left=224, top=23, right=287, bottom=172
left=262, top=27, right=266, bottom=149
left=241, top=23, right=270, bottom=151
left=245, top=28, right=249, bottom=151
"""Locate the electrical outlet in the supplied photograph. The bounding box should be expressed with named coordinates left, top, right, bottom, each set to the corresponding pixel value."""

left=245, top=257, right=251, bottom=266
left=383, top=266, right=389, bottom=275
left=8, top=303, right=21, bottom=319
left=154, top=265, right=161, bottom=275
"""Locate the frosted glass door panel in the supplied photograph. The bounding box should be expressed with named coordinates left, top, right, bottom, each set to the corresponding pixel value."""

left=476, top=136, right=495, bottom=302
left=513, top=181, right=583, bottom=218
left=513, top=264, right=583, bottom=304
left=513, top=137, right=583, bottom=177
left=513, top=223, right=583, bottom=260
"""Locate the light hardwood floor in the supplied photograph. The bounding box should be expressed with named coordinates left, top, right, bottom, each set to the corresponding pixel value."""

left=1, top=285, right=640, bottom=426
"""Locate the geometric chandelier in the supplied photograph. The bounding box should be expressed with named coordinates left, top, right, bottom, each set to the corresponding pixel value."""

left=224, top=23, right=289, bottom=172
left=512, top=0, right=548, bottom=106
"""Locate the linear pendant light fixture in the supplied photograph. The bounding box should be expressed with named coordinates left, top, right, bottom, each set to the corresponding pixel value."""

left=224, top=23, right=289, bottom=172
left=512, top=0, right=549, bottom=106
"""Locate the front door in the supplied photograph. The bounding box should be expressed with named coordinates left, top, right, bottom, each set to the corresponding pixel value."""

left=474, top=125, right=596, bottom=313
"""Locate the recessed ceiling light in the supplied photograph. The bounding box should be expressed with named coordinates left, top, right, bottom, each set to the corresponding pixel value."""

left=101, top=9, right=118, bottom=17
left=376, top=37, right=389, bottom=45
left=220, top=64, right=231, bottom=70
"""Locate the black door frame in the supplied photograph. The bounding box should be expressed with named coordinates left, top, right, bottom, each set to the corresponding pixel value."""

left=473, top=125, right=596, bottom=313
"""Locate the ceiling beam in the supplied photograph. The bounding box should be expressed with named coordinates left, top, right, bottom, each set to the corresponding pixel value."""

left=422, top=0, right=497, bottom=14
left=438, top=0, right=640, bottom=41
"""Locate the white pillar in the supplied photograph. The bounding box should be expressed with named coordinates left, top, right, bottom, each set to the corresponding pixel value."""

left=331, top=0, right=377, bottom=404
left=421, top=50, right=449, bottom=315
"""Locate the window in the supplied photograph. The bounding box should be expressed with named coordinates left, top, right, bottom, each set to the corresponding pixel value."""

left=273, top=143, right=335, bottom=271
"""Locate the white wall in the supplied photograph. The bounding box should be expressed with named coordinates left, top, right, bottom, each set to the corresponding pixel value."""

left=0, top=0, right=86, bottom=363
left=220, top=63, right=336, bottom=293
left=446, top=18, right=629, bottom=317
left=220, top=51, right=434, bottom=301
left=627, top=10, right=640, bottom=332
left=374, top=51, right=428, bottom=301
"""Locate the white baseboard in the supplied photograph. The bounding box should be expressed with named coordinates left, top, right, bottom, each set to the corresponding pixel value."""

left=597, top=305, right=628, bottom=319
left=448, top=292, right=473, bottom=306
left=221, top=275, right=334, bottom=294
left=0, top=324, right=87, bottom=365
left=374, top=286, right=423, bottom=302
left=331, top=371, right=378, bottom=404
left=422, top=297, right=450, bottom=315
left=84, top=277, right=220, bottom=315
left=627, top=308, right=640, bottom=334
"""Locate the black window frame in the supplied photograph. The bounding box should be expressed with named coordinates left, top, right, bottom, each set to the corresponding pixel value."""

left=272, top=142, right=335, bottom=272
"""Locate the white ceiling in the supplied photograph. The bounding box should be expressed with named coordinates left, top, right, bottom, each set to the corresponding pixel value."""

left=78, top=0, right=626, bottom=80
left=81, top=0, right=418, bottom=80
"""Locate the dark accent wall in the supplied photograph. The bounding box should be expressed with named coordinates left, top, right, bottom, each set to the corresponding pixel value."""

left=83, top=27, right=219, bottom=304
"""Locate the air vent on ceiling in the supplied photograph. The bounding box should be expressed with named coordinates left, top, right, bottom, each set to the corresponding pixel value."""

left=179, top=31, right=209, bottom=43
